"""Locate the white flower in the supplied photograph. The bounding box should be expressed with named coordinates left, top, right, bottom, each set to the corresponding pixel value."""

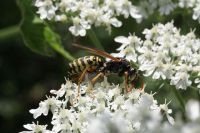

left=20, top=122, right=52, bottom=133
left=35, top=0, right=57, bottom=20
left=170, top=71, right=192, bottom=90
left=160, top=99, right=174, bottom=125
left=111, top=0, right=142, bottom=19
left=50, top=79, right=75, bottom=98
left=69, top=17, right=90, bottom=36
left=51, top=108, right=72, bottom=132
left=136, top=0, right=176, bottom=20
left=113, top=35, right=142, bottom=62
left=158, top=0, right=177, bottom=15
left=29, top=96, right=62, bottom=119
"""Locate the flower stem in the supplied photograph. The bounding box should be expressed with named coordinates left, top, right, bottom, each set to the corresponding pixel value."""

left=0, top=25, right=20, bottom=41
left=171, top=87, right=185, bottom=113
left=87, top=29, right=104, bottom=50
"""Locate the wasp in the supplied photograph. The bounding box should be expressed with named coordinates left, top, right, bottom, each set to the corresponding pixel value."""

left=70, top=43, right=144, bottom=93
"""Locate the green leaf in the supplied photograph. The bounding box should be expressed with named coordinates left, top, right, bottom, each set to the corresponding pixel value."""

left=17, top=0, right=74, bottom=60
left=17, top=0, right=52, bottom=56
left=44, top=26, right=74, bottom=60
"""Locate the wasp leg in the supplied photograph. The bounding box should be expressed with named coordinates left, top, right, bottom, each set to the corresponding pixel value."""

left=91, top=72, right=104, bottom=85
left=139, top=82, right=145, bottom=92
left=124, top=71, right=130, bottom=93
left=85, top=72, right=104, bottom=99
left=72, top=67, right=90, bottom=105
left=86, top=72, right=104, bottom=93
left=86, top=81, right=96, bottom=100
left=76, top=68, right=88, bottom=96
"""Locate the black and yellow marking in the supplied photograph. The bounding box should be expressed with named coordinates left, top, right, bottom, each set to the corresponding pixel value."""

left=68, top=56, right=103, bottom=76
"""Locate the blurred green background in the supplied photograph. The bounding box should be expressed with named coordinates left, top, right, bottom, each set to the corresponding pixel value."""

left=0, top=0, right=200, bottom=132
left=0, top=0, right=67, bottom=132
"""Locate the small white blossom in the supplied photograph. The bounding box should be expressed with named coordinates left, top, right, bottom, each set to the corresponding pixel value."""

left=170, top=71, right=192, bottom=90
left=160, top=99, right=174, bottom=125
left=20, top=122, right=52, bottom=133
left=113, top=35, right=143, bottom=62
left=35, top=0, right=57, bottom=20
left=69, top=17, right=90, bottom=36
left=29, top=96, right=62, bottom=119
left=137, top=0, right=176, bottom=19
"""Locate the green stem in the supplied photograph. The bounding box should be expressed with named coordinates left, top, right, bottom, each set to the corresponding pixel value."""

left=87, top=29, right=104, bottom=50
left=189, top=86, right=200, bottom=102
left=49, top=43, right=75, bottom=61
left=0, top=25, right=20, bottom=41
left=171, top=87, right=185, bottom=113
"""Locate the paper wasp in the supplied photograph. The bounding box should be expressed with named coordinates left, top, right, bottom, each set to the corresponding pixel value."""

left=68, top=43, right=144, bottom=95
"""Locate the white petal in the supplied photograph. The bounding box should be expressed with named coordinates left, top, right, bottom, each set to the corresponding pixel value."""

left=166, top=114, right=175, bottom=125
left=23, top=123, right=34, bottom=130
left=129, top=6, right=142, bottom=19
left=29, top=108, right=42, bottom=119
left=114, top=36, right=130, bottom=44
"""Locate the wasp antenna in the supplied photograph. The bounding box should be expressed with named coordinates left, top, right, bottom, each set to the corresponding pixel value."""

left=72, top=43, right=120, bottom=62
left=72, top=43, right=83, bottom=47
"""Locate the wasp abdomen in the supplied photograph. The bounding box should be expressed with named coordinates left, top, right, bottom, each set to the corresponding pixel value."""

left=68, top=56, right=103, bottom=76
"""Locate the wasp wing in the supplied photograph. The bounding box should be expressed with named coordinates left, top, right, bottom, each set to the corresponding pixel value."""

left=73, top=43, right=120, bottom=61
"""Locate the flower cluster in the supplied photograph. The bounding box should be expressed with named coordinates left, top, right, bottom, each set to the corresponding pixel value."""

left=113, top=21, right=200, bottom=90
left=137, top=0, right=176, bottom=18
left=34, top=0, right=200, bottom=37
left=20, top=77, right=175, bottom=133
left=131, top=0, right=200, bottom=23
left=34, top=0, right=142, bottom=36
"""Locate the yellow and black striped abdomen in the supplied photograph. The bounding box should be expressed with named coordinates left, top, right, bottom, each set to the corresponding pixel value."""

left=68, top=56, right=103, bottom=76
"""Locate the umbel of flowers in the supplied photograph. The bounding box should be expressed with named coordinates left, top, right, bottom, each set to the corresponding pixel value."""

left=21, top=77, right=175, bottom=133
left=34, top=0, right=200, bottom=36
left=112, top=21, right=200, bottom=90
left=21, top=77, right=200, bottom=133
left=34, top=0, right=142, bottom=36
